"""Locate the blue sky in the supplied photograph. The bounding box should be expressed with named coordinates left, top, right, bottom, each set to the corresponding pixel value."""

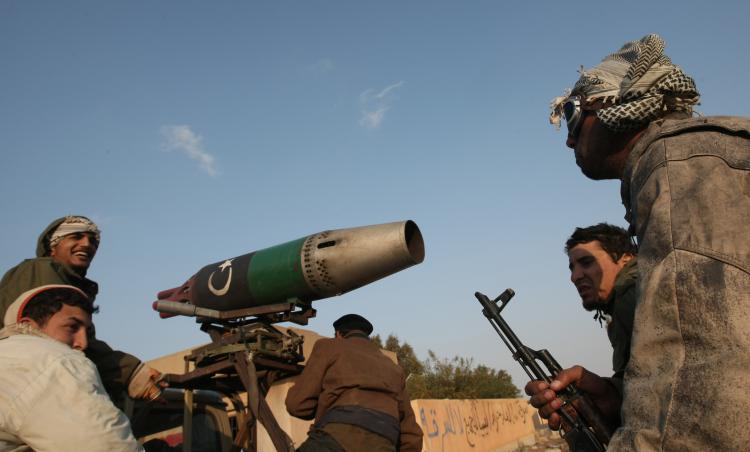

left=2, top=1, right=748, bottom=389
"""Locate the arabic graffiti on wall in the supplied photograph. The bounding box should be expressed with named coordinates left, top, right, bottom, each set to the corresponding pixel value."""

left=411, top=399, right=537, bottom=452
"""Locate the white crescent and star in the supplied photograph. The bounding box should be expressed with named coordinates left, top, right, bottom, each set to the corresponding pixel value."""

left=208, top=259, right=234, bottom=296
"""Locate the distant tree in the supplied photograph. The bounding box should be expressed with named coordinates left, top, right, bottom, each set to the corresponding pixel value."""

left=371, top=336, right=518, bottom=399
left=406, top=351, right=519, bottom=399
left=372, top=334, right=425, bottom=379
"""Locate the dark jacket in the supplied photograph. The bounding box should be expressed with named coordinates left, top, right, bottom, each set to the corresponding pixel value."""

left=286, top=335, right=423, bottom=452
left=600, top=257, right=638, bottom=395
left=0, top=217, right=141, bottom=400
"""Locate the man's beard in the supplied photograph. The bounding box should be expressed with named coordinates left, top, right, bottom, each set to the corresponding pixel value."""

left=581, top=297, right=606, bottom=311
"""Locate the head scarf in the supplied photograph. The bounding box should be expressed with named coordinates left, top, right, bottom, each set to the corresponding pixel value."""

left=47, top=216, right=101, bottom=251
left=550, top=34, right=700, bottom=132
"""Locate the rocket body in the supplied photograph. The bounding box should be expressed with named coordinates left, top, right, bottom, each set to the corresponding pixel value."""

left=169, top=220, right=424, bottom=312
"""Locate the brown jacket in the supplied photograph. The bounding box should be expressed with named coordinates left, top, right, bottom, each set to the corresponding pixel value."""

left=286, top=335, right=423, bottom=451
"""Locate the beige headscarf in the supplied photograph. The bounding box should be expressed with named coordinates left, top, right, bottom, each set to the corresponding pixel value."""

left=48, top=216, right=101, bottom=250
left=550, top=34, right=700, bottom=132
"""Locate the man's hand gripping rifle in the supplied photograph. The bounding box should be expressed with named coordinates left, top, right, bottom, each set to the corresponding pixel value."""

left=474, top=289, right=612, bottom=452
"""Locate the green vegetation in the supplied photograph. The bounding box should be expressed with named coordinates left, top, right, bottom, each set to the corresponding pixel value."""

left=372, top=334, right=519, bottom=399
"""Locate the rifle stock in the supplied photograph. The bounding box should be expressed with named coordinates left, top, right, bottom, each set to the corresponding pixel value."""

left=474, top=290, right=612, bottom=452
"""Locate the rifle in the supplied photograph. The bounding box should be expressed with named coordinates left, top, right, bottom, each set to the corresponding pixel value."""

left=474, top=289, right=612, bottom=452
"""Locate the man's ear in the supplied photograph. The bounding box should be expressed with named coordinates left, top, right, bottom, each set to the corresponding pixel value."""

left=18, top=317, right=43, bottom=330
left=618, top=253, right=634, bottom=265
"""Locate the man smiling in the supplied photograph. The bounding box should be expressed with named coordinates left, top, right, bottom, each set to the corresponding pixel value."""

left=1, top=216, right=102, bottom=317
left=0, top=216, right=162, bottom=406
left=48, top=229, right=98, bottom=272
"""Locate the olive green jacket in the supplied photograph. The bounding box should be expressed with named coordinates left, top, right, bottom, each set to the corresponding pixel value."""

left=0, top=217, right=141, bottom=400
left=600, top=258, right=638, bottom=396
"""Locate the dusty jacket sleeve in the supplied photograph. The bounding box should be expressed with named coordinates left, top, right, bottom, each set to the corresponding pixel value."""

left=397, top=386, right=423, bottom=452
left=285, top=340, right=331, bottom=420
left=14, top=352, right=143, bottom=451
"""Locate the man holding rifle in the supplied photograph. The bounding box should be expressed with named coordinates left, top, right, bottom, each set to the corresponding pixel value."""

left=566, top=224, right=636, bottom=393
left=527, top=34, right=750, bottom=450
left=525, top=224, right=637, bottom=435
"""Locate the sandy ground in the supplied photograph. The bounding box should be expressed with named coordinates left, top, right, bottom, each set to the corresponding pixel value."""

left=517, top=428, right=569, bottom=452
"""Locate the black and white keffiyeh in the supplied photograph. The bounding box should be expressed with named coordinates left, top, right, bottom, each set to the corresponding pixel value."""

left=550, top=34, right=700, bottom=132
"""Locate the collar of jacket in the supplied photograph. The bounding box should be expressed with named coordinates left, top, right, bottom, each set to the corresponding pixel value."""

left=342, top=331, right=370, bottom=340
left=598, top=257, right=638, bottom=317
left=0, top=322, right=49, bottom=341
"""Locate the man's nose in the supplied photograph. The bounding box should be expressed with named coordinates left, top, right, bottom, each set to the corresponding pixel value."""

left=566, top=134, right=576, bottom=149
left=570, top=267, right=583, bottom=283
left=73, top=330, right=89, bottom=351
left=77, top=234, right=97, bottom=250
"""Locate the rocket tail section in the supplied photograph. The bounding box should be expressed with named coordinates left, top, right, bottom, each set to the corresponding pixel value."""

left=155, top=277, right=196, bottom=318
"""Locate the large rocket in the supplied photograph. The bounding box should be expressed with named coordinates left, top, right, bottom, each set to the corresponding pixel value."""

left=154, top=220, right=424, bottom=318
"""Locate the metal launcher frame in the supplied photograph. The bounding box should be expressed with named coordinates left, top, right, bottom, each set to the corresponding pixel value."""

left=158, top=299, right=316, bottom=452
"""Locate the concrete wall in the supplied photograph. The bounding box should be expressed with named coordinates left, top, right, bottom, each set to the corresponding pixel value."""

left=256, top=384, right=540, bottom=452
left=412, top=399, right=539, bottom=452
left=257, top=391, right=540, bottom=452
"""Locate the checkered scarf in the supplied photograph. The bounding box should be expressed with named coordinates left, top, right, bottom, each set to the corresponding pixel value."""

left=550, top=34, right=700, bottom=132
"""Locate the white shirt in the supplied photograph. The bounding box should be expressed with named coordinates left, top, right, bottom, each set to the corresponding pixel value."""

left=0, top=333, right=143, bottom=452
